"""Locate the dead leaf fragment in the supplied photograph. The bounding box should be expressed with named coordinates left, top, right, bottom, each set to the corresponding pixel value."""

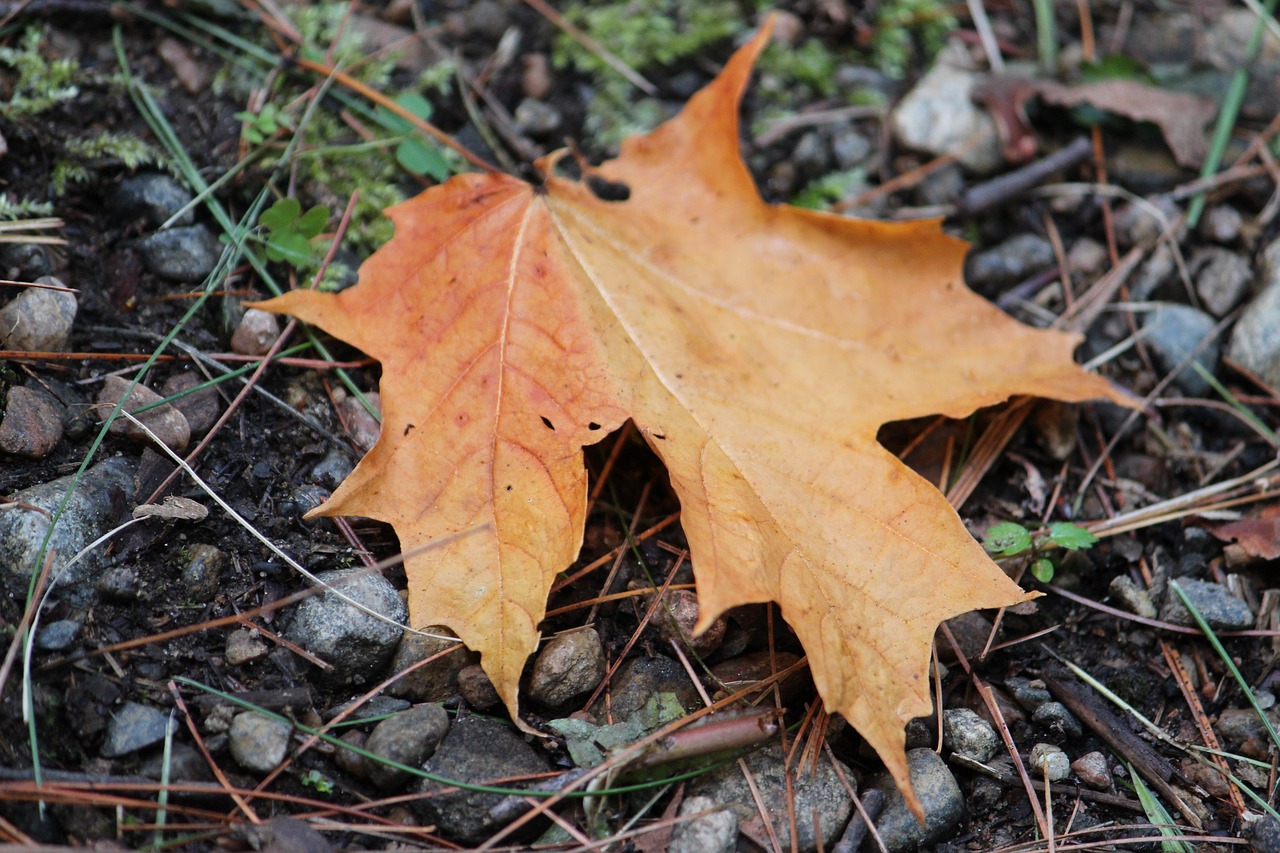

left=253, top=22, right=1130, bottom=813
left=133, top=496, right=209, bottom=522
left=1208, top=504, right=1280, bottom=563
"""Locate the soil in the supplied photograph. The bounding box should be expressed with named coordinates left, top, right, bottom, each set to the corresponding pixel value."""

left=2, top=1, right=1279, bottom=851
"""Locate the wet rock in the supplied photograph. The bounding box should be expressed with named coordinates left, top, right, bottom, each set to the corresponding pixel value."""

left=101, top=702, right=178, bottom=757
left=590, top=654, right=701, bottom=722
left=283, top=568, right=406, bottom=687
left=230, top=308, right=281, bottom=356
left=965, top=234, right=1055, bottom=291
left=654, top=588, right=726, bottom=658
left=1199, top=204, right=1243, bottom=243
left=671, top=795, right=737, bottom=853
left=1141, top=303, right=1219, bottom=396
left=1109, top=574, right=1157, bottom=618
left=709, top=651, right=806, bottom=705
left=688, top=742, right=852, bottom=852
left=1159, top=579, right=1254, bottom=630
left=0, top=386, right=64, bottom=458
left=527, top=628, right=605, bottom=708
left=942, top=708, right=998, bottom=762
left=1032, top=701, right=1083, bottom=739
left=228, top=712, right=292, bottom=774
left=1004, top=676, right=1052, bottom=713
left=180, top=544, right=226, bottom=601
left=335, top=729, right=368, bottom=778
left=137, top=225, right=220, bottom=283
left=336, top=390, right=381, bottom=453
left=1072, top=751, right=1111, bottom=789
left=411, top=715, right=549, bottom=843
left=890, top=47, right=1001, bottom=173
left=1217, top=707, right=1275, bottom=744
left=159, top=373, right=219, bottom=435
left=1228, top=237, right=1280, bottom=390
left=309, top=447, right=355, bottom=489
left=0, top=279, right=77, bottom=351
left=0, top=456, right=136, bottom=604
left=513, top=98, right=562, bottom=137
left=457, top=664, right=501, bottom=710
left=365, top=704, right=450, bottom=790
left=1029, top=742, right=1071, bottom=781
left=1192, top=247, right=1252, bottom=317
left=96, top=375, right=191, bottom=451
left=870, top=748, right=964, bottom=852
left=97, top=566, right=139, bottom=601
left=111, top=173, right=194, bottom=228
left=36, top=619, right=80, bottom=651
left=225, top=628, right=269, bottom=666
left=387, top=627, right=473, bottom=702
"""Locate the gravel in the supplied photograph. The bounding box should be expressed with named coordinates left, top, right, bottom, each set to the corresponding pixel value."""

left=0, top=279, right=77, bottom=351
left=869, top=748, right=965, bottom=852
left=364, top=703, right=450, bottom=791
left=101, top=702, right=179, bottom=757
left=284, top=568, right=407, bottom=687
left=228, top=712, right=293, bottom=774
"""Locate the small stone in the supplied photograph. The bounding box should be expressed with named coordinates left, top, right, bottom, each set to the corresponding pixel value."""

left=138, top=742, right=211, bottom=783
left=387, top=627, right=473, bottom=702
left=1159, top=579, right=1255, bottom=630
left=0, top=279, right=77, bottom=351
left=870, top=748, right=965, bottom=851
left=942, top=707, right=999, bottom=762
left=283, top=568, right=407, bottom=687
left=461, top=0, right=508, bottom=40
left=457, top=664, right=501, bottom=710
left=527, top=628, right=605, bottom=708
left=520, top=53, right=553, bottom=100
left=0, top=242, right=50, bottom=279
left=96, top=375, right=191, bottom=451
left=589, top=654, right=701, bottom=722
left=111, top=173, right=194, bottom=227
left=1129, top=241, right=1177, bottom=301
left=1032, top=701, right=1083, bottom=739
left=336, top=390, right=381, bottom=453
left=411, top=716, right=549, bottom=843
left=1109, top=574, right=1158, bottom=618
left=830, top=126, right=872, bottom=170
left=1067, top=237, right=1108, bottom=278
left=1199, top=204, right=1243, bottom=243
left=1112, top=196, right=1181, bottom=248
left=225, top=628, right=269, bottom=666
left=137, top=225, right=220, bottom=283
left=1248, top=814, right=1280, bottom=853
left=181, top=544, right=226, bottom=601
left=97, top=566, right=139, bottom=601
left=653, top=588, right=726, bottom=658
left=0, top=386, right=64, bottom=458
left=102, top=702, right=178, bottom=757
left=965, top=233, right=1055, bottom=291
left=1216, top=707, right=1276, bottom=745
left=671, top=795, right=737, bottom=853
left=1192, top=247, right=1252, bottom=317
left=159, top=373, right=220, bottom=435
left=890, top=47, right=1002, bottom=173
left=1072, top=751, right=1110, bottom=788
left=335, top=729, right=368, bottom=778
left=329, top=695, right=411, bottom=722
left=1005, top=676, right=1052, bottom=713
left=937, top=610, right=995, bottom=662
left=1030, top=742, right=1071, bottom=781
left=230, top=308, right=281, bottom=356
left=1141, top=303, right=1220, bottom=396
left=36, top=619, right=80, bottom=651
left=1227, top=236, right=1280, bottom=390
left=513, top=98, right=562, bottom=137
left=228, top=712, right=292, bottom=774
left=310, top=447, right=356, bottom=489
left=364, top=704, right=450, bottom=791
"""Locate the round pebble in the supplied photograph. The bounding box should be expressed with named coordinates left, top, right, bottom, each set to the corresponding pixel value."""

left=364, top=703, right=450, bottom=791
left=528, top=628, right=606, bottom=707
left=283, top=568, right=406, bottom=687
left=181, top=544, right=226, bottom=601
left=95, top=375, right=191, bottom=452
left=111, top=173, right=194, bottom=227
left=1071, top=751, right=1111, bottom=789
left=0, top=279, right=77, bottom=351
left=1032, top=701, right=1083, bottom=739
left=225, top=628, right=269, bottom=666
left=387, top=628, right=473, bottom=703
left=137, top=225, right=220, bottom=283
left=228, top=712, right=292, bottom=774
left=0, top=386, right=64, bottom=458
left=457, top=664, right=501, bottom=710
left=1029, top=742, right=1071, bottom=782
left=102, top=702, right=178, bottom=758
left=230, top=308, right=281, bottom=356
left=942, top=707, right=999, bottom=762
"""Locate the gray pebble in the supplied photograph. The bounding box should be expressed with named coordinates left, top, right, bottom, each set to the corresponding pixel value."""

left=1129, top=242, right=1177, bottom=301
left=870, top=748, right=965, bottom=852
left=386, top=627, right=473, bottom=702
left=335, top=729, right=368, bottom=778
left=830, top=126, right=872, bottom=170
left=329, top=695, right=411, bottom=722
left=1067, top=237, right=1108, bottom=278
left=513, top=98, right=562, bottom=137
left=97, top=566, right=139, bottom=601
left=1248, top=814, right=1280, bottom=853
left=1192, top=247, right=1252, bottom=317
left=792, top=131, right=830, bottom=177
left=1215, top=707, right=1277, bottom=745
left=112, top=173, right=194, bottom=227
left=1109, top=574, right=1158, bottom=618
left=1071, top=751, right=1111, bottom=789
left=1005, top=676, right=1052, bottom=713
left=0, top=242, right=50, bottom=279
left=0, top=278, right=77, bottom=351
left=589, top=654, right=701, bottom=722
left=527, top=628, right=605, bottom=708
left=1159, top=579, right=1255, bottom=630
left=230, top=308, right=281, bottom=356
left=365, top=704, right=450, bottom=791
left=96, top=375, right=191, bottom=451
left=889, top=50, right=1001, bottom=173
left=1032, top=701, right=1083, bottom=739
left=225, top=628, right=269, bottom=666
left=180, top=544, right=226, bottom=601
left=309, top=447, right=356, bottom=490
left=138, top=225, right=220, bottom=283
left=457, top=663, right=501, bottom=710
left=138, top=742, right=210, bottom=783
left=1112, top=196, right=1181, bottom=247
left=1141, top=303, right=1220, bottom=396
left=160, top=373, right=220, bottom=435
left=0, top=386, right=64, bottom=458
left=1199, top=204, right=1243, bottom=243
left=689, top=742, right=852, bottom=852
left=460, top=0, right=509, bottom=40
left=0, top=456, right=136, bottom=604
left=1029, top=742, right=1071, bottom=781
left=411, top=715, right=549, bottom=843
left=671, top=795, right=737, bottom=853
left=1228, top=236, right=1280, bottom=389
left=36, top=619, right=80, bottom=651
left=102, top=702, right=178, bottom=757
left=284, top=568, right=406, bottom=687
left=965, top=233, right=1055, bottom=291
left=228, top=712, right=292, bottom=774
left=942, top=707, right=999, bottom=762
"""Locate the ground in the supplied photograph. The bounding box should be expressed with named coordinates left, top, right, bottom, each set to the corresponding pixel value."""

left=1, top=0, right=1279, bottom=850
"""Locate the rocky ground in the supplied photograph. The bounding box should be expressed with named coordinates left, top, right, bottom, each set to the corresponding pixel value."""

left=2, top=0, right=1280, bottom=850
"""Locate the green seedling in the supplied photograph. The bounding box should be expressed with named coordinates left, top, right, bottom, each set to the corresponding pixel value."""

left=301, top=769, right=334, bottom=795
left=258, top=197, right=329, bottom=266
left=373, top=93, right=450, bottom=181
left=982, top=520, right=1098, bottom=583
left=235, top=102, right=292, bottom=145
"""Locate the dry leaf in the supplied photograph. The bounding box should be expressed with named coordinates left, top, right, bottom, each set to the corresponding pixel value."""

left=1208, top=504, right=1280, bottom=563
left=132, top=496, right=209, bottom=522
left=253, top=23, right=1129, bottom=812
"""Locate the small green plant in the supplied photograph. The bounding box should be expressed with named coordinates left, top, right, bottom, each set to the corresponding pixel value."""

left=0, top=28, right=80, bottom=116
left=258, top=198, right=330, bottom=267
left=373, top=93, right=449, bottom=181
left=235, top=101, right=293, bottom=145
left=982, top=521, right=1098, bottom=583
left=871, top=0, right=958, bottom=78
left=301, top=768, right=334, bottom=795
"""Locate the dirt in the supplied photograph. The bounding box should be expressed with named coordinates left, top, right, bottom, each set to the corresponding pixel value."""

left=1, top=1, right=1279, bottom=851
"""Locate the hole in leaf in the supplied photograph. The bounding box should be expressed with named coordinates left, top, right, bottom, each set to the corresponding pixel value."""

left=652, top=433, right=666, bottom=440
left=586, top=175, right=631, bottom=202
left=541, top=416, right=556, bottom=431
left=506, top=485, right=513, bottom=491
left=403, top=423, right=416, bottom=436
left=587, top=422, right=601, bottom=431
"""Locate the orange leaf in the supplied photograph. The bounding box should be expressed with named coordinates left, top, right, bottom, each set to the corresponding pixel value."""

left=253, top=22, right=1131, bottom=813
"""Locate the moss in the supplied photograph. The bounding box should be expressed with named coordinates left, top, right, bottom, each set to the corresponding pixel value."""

left=871, top=0, right=958, bottom=78
left=0, top=28, right=80, bottom=116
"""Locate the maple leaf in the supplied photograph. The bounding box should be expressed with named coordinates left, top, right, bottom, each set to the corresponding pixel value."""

left=253, top=23, right=1130, bottom=812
